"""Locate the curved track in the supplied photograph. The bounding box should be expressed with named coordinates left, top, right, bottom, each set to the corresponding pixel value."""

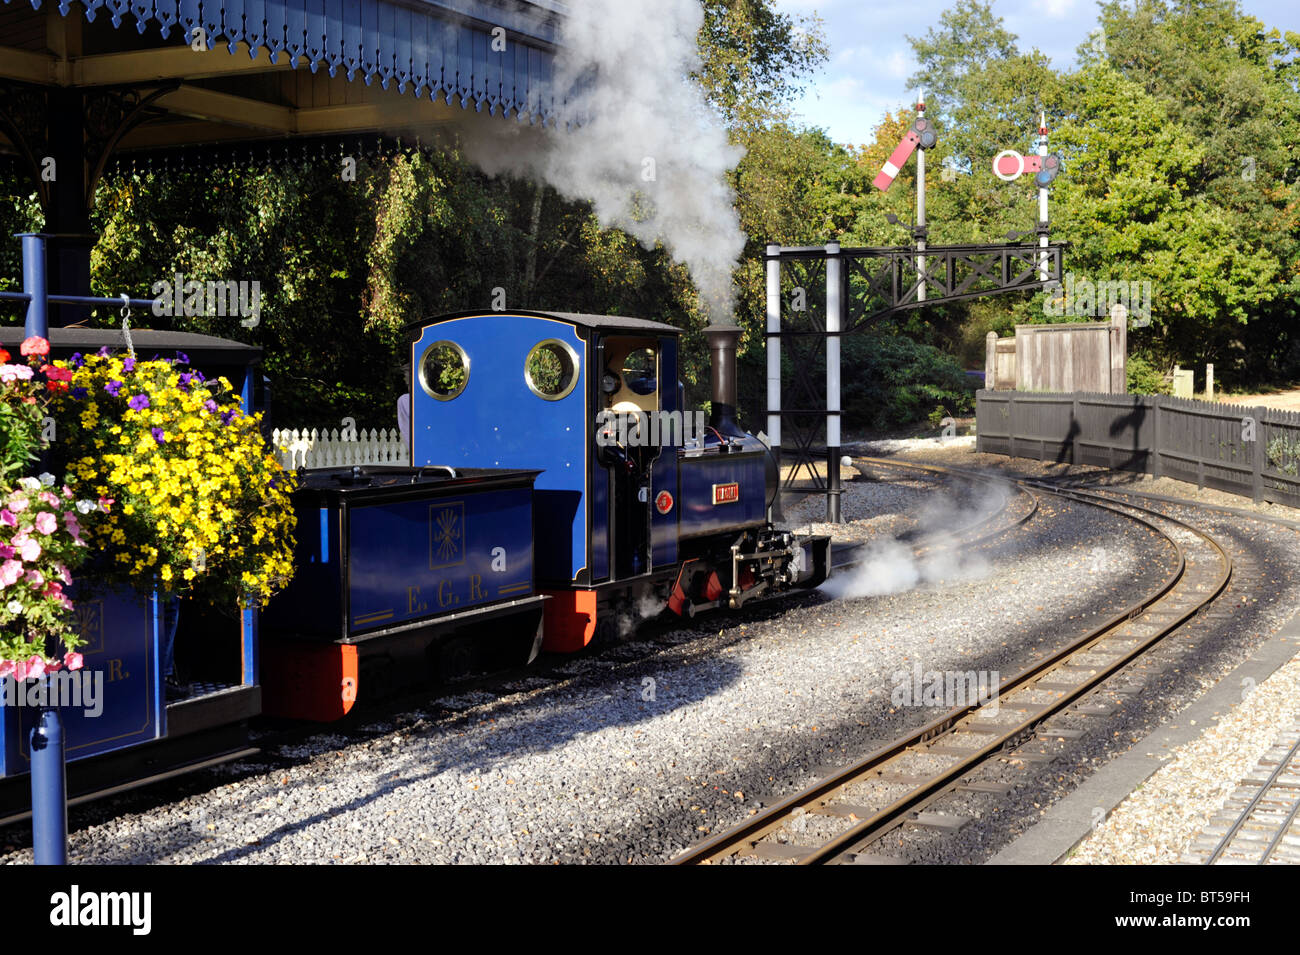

left=831, top=457, right=1039, bottom=573
left=673, top=464, right=1235, bottom=865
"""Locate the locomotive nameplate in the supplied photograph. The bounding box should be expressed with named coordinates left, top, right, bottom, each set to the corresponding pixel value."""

left=712, top=482, right=740, bottom=505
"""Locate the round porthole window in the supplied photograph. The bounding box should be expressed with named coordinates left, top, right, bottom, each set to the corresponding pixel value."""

left=622, top=347, right=657, bottom=396
left=418, top=340, right=469, bottom=401
left=525, top=339, right=580, bottom=400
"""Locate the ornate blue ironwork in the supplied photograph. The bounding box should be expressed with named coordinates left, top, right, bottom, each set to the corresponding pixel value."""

left=25, top=0, right=562, bottom=124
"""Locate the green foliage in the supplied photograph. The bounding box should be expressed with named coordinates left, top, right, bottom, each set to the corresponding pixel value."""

left=740, top=329, right=975, bottom=430
left=1267, top=434, right=1300, bottom=476
left=1126, top=353, right=1170, bottom=395
left=0, top=388, right=40, bottom=483
left=899, top=0, right=1300, bottom=389
left=1, top=0, right=1291, bottom=434
left=843, top=334, right=977, bottom=429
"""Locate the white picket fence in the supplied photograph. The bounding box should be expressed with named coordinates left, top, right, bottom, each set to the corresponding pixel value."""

left=271, top=427, right=409, bottom=469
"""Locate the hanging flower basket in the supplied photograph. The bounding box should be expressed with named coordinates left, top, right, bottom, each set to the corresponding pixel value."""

left=46, top=348, right=299, bottom=608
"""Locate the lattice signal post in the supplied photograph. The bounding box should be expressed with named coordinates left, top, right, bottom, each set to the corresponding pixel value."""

left=765, top=238, right=1066, bottom=523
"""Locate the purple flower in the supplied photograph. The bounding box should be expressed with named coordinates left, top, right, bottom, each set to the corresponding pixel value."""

left=104, top=380, right=123, bottom=396
left=204, top=399, right=218, bottom=414
left=175, top=352, right=190, bottom=365
left=127, top=394, right=150, bottom=411
left=220, top=409, right=237, bottom=425
left=178, top=372, right=193, bottom=392
left=70, top=386, right=88, bottom=400
left=192, top=370, right=205, bottom=383
left=123, top=357, right=136, bottom=373
left=96, top=346, right=111, bottom=357
left=70, top=352, right=84, bottom=368
left=151, top=427, right=166, bottom=444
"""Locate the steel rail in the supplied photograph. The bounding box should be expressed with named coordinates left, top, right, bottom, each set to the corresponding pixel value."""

left=1207, top=733, right=1300, bottom=864
left=829, top=459, right=1038, bottom=575
left=672, top=467, right=1231, bottom=865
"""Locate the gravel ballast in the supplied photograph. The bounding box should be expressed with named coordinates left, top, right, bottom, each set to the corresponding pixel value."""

left=0, top=463, right=1176, bottom=864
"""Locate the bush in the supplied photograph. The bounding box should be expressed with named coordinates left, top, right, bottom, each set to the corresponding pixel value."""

left=1127, top=353, right=1169, bottom=395
left=738, top=330, right=975, bottom=432
left=841, top=333, right=976, bottom=430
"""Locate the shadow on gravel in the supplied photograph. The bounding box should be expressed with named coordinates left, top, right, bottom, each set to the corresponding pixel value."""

left=3, top=649, right=750, bottom=864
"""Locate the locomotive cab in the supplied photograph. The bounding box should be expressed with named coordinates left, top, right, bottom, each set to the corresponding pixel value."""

left=596, top=335, right=669, bottom=580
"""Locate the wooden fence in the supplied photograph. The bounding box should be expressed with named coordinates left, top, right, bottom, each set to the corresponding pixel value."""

left=976, top=390, right=1300, bottom=507
left=271, top=427, right=409, bottom=469
left=984, top=314, right=1126, bottom=393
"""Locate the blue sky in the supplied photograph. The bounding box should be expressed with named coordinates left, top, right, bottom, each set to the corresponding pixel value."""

left=773, top=0, right=1299, bottom=146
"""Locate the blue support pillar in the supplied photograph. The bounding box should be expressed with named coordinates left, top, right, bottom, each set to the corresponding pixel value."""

left=30, top=702, right=68, bottom=865
left=19, top=231, right=65, bottom=863
left=18, top=233, right=49, bottom=340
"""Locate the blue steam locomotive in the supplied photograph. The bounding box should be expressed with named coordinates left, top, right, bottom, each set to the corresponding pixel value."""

left=0, top=312, right=828, bottom=810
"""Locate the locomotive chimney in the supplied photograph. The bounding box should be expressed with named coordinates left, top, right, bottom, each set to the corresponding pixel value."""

left=705, top=323, right=744, bottom=437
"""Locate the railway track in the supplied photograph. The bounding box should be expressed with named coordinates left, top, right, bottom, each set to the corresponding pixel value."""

left=672, top=467, right=1235, bottom=864
left=1184, top=724, right=1300, bottom=865
left=830, top=457, right=1038, bottom=573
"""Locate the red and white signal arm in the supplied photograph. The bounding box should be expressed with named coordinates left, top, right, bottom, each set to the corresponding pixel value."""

left=712, top=483, right=740, bottom=505
left=873, top=117, right=937, bottom=192
left=993, top=150, right=1061, bottom=187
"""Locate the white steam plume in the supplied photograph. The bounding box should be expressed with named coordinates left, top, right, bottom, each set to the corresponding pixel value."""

left=820, top=486, right=1002, bottom=600
left=460, top=0, right=746, bottom=322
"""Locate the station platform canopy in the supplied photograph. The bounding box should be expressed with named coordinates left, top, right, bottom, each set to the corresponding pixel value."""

left=0, top=0, right=566, bottom=320
left=0, top=1, right=564, bottom=148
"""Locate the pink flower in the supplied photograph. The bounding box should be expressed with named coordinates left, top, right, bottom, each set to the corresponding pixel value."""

left=33, top=511, right=55, bottom=535
left=0, top=661, right=12, bottom=679
left=0, top=509, right=14, bottom=527
left=24, top=656, right=44, bottom=680
left=16, top=538, right=39, bottom=562
left=0, top=364, right=33, bottom=383
left=19, top=336, right=50, bottom=358
left=0, top=560, right=22, bottom=587
left=62, top=487, right=72, bottom=499
left=12, top=659, right=27, bottom=681
left=59, top=593, right=73, bottom=609
left=6, top=496, right=26, bottom=514
left=0, top=545, right=12, bottom=560
left=98, top=497, right=114, bottom=513
left=42, top=581, right=61, bottom=598
left=64, top=652, right=83, bottom=671
left=55, top=563, right=71, bottom=585
left=37, top=491, right=58, bottom=507
left=63, top=515, right=82, bottom=543
left=44, top=658, right=62, bottom=672
left=24, top=569, right=43, bottom=587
